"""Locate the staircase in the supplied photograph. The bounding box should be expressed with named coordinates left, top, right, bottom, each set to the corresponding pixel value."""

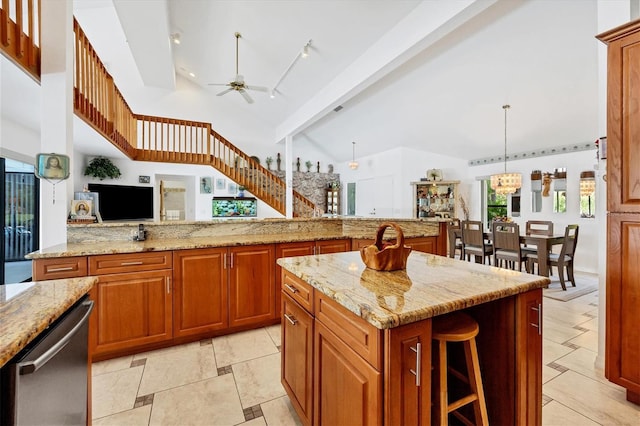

left=73, top=20, right=315, bottom=217
left=0, top=8, right=314, bottom=218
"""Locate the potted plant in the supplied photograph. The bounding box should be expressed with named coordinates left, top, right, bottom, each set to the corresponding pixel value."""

left=305, top=160, right=313, bottom=172
left=84, top=156, right=121, bottom=180
left=265, top=156, right=273, bottom=170
left=238, top=185, right=246, bottom=197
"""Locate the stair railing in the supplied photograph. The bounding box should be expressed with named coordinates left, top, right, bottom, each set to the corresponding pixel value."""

left=0, top=0, right=40, bottom=80
left=73, top=19, right=314, bottom=217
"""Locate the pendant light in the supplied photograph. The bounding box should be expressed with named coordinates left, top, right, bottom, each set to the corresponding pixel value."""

left=348, top=141, right=359, bottom=170
left=490, top=105, right=521, bottom=195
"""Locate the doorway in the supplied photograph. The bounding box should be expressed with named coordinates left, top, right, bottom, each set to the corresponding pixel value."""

left=2, top=157, right=39, bottom=284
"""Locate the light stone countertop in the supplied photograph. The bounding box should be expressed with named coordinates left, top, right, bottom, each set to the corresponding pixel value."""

left=27, top=231, right=350, bottom=258
left=0, top=277, right=97, bottom=367
left=277, top=251, right=550, bottom=329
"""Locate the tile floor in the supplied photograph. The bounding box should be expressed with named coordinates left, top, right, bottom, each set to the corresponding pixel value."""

left=92, top=273, right=640, bottom=425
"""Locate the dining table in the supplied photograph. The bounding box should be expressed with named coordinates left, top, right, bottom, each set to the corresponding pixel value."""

left=452, top=229, right=565, bottom=277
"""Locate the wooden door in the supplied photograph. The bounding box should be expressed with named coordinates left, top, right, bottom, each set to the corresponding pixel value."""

left=515, top=288, right=543, bottom=424
left=281, top=294, right=314, bottom=426
left=315, top=238, right=351, bottom=254
left=92, top=270, right=172, bottom=356
left=384, top=320, right=432, bottom=426
left=600, top=24, right=640, bottom=213
left=173, top=248, right=228, bottom=338
left=314, top=320, right=382, bottom=426
left=229, top=244, right=276, bottom=328
left=606, top=215, right=640, bottom=402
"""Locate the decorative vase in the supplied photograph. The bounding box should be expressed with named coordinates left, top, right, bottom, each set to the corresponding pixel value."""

left=296, top=157, right=300, bottom=172
left=277, top=153, right=281, bottom=171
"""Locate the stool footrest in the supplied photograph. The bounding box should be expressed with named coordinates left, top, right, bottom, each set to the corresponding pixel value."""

left=448, top=366, right=469, bottom=384
left=452, top=411, right=476, bottom=426
left=448, top=393, right=479, bottom=413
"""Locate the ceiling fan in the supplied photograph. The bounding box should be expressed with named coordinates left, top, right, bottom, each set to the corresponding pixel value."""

left=208, top=32, right=268, bottom=104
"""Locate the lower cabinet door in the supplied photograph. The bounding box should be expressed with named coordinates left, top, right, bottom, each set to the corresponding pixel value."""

left=315, top=238, right=351, bottom=254
left=314, top=320, right=382, bottom=426
left=173, top=248, right=228, bottom=338
left=385, top=320, right=432, bottom=425
left=228, top=244, right=276, bottom=328
left=92, top=270, right=172, bottom=356
left=516, top=288, right=543, bottom=425
left=281, top=294, right=314, bottom=426
left=404, top=237, right=438, bottom=254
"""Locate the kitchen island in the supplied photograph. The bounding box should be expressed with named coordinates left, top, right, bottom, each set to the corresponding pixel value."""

left=278, top=251, right=550, bottom=425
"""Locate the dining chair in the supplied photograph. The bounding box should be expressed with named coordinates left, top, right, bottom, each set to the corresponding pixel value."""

left=527, top=224, right=579, bottom=290
left=461, top=221, right=493, bottom=264
left=492, top=222, right=527, bottom=271
left=447, top=219, right=462, bottom=259
left=522, top=220, right=555, bottom=259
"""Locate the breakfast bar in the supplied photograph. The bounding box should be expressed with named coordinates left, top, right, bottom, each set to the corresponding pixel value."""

left=278, top=251, right=550, bottom=425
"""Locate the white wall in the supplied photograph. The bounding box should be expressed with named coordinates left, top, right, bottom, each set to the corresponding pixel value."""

left=0, top=118, right=41, bottom=163
left=468, top=150, right=600, bottom=274
left=75, top=154, right=281, bottom=221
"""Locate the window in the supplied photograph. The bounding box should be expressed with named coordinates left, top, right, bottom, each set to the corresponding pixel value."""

left=482, top=179, right=507, bottom=230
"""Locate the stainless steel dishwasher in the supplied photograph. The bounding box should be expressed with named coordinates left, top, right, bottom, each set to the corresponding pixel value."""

left=1, top=295, right=94, bottom=425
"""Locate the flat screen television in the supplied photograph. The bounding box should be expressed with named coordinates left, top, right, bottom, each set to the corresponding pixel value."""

left=88, top=183, right=154, bottom=221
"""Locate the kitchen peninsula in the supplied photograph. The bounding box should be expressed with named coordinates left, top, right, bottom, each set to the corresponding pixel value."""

left=278, top=251, right=550, bottom=425
left=26, top=217, right=449, bottom=362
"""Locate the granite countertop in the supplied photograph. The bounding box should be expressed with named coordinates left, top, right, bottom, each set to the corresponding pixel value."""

left=27, top=231, right=349, bottom=258
left=0, top=277, right=97, bottom=367
left=277, top=251, right=550, bottom=329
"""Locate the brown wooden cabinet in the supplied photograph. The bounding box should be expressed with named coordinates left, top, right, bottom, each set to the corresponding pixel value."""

left=281, top=293, right=314, bottom=426
left=229, top=244, right=276, bottom=328
left=598, top=20, right=640, bottom=405
left=91, top=269, right=173, bottom=356
left=280, top=270, right=543, bottom=425
left=314, top=319, right=382, bottom=426
left=351, top=236, right=438, bottom=254
left=315, top=238, right=351, bottom=254
left=32, top=256, right=87, bottom=280
left=173, top=248, right=228, bottom=338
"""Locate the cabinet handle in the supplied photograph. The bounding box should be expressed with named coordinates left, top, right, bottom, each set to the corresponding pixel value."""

left=284, top=283, right=299, bottom=294
left=284, top=313, right=298, bottom=325
left=120, top=261, right=143, bottom=266
left=166, top=277, right=171, bottom=294
left=531, top=303, right=542, bottom=335
left=409, top=342, right=422, bottom=387
left=313, top=246, right=317, bottom=255
left=230, top=253, right=234, bottom=269
left=223, top=253, right=227, bottom=269
left=47, top=266, right=74, bottom=272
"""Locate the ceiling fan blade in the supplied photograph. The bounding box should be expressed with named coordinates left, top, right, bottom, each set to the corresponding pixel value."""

left=208, top=83, right=230, bottom=87
left=238, top=89, right=254, bottom=104
left=245, top=84, right=269, bottom=93
left=216, top=88, right=234, bottom=97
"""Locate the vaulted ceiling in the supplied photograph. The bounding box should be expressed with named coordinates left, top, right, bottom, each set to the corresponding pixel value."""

left=3, top=0, right=602, bottom=166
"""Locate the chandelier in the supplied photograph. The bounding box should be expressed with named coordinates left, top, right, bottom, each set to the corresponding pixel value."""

left=490, top=104, right=521, bottom=195
left=348, top=141, right=359, bottom=170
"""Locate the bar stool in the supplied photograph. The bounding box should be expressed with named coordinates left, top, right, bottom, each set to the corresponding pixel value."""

left=432, top=312, right=489, bottom=426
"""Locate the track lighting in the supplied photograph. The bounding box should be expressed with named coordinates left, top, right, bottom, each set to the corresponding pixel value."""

left=301, top=41, right=311, bottom=58
left=270, top=89, right=276, bottom=99
left=170, top=33, right=181, bottom=45
left=272, top=39, right=313, bottom=94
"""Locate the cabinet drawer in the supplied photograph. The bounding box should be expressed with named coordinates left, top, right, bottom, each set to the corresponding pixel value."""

left=315, top=292, right=382, bottom=369
left=33, top=256, right=88, bottom=280
left=89, top=251, right=172, bottom=275
left=282, top=271, right=314, bottom=313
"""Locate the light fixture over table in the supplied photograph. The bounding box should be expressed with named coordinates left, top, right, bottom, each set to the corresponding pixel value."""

left=490, top=105, right=522, bottom=195
left=349, top=141, right=359, bottom=170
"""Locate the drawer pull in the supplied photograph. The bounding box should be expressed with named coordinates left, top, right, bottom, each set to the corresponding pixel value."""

left=284, top=283, right=299, bottom=294
left=223, top=253, right=227, bottom=269
left=120, top=261, right=143, bottom=266
left=284, top=313, right=298, bottom=325
left=409, top=342, right=422, bottom=387
left=47, top=266, right=74, bottom=272
left=166, top=277, right=171, bottom=294
left=531, top=303, right=542, bottom=335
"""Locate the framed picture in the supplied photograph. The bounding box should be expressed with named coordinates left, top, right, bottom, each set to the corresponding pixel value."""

left=215, top=178, right=226, bottom=191
left=74, top=192, right=100, bottom=216
left=35, top=153, right=70, bottom=180
left=200, top=177, right=212, bottom=194
left=228, top=182, right=237, bottom=195
left=70, top=199, right=93, bottom=218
